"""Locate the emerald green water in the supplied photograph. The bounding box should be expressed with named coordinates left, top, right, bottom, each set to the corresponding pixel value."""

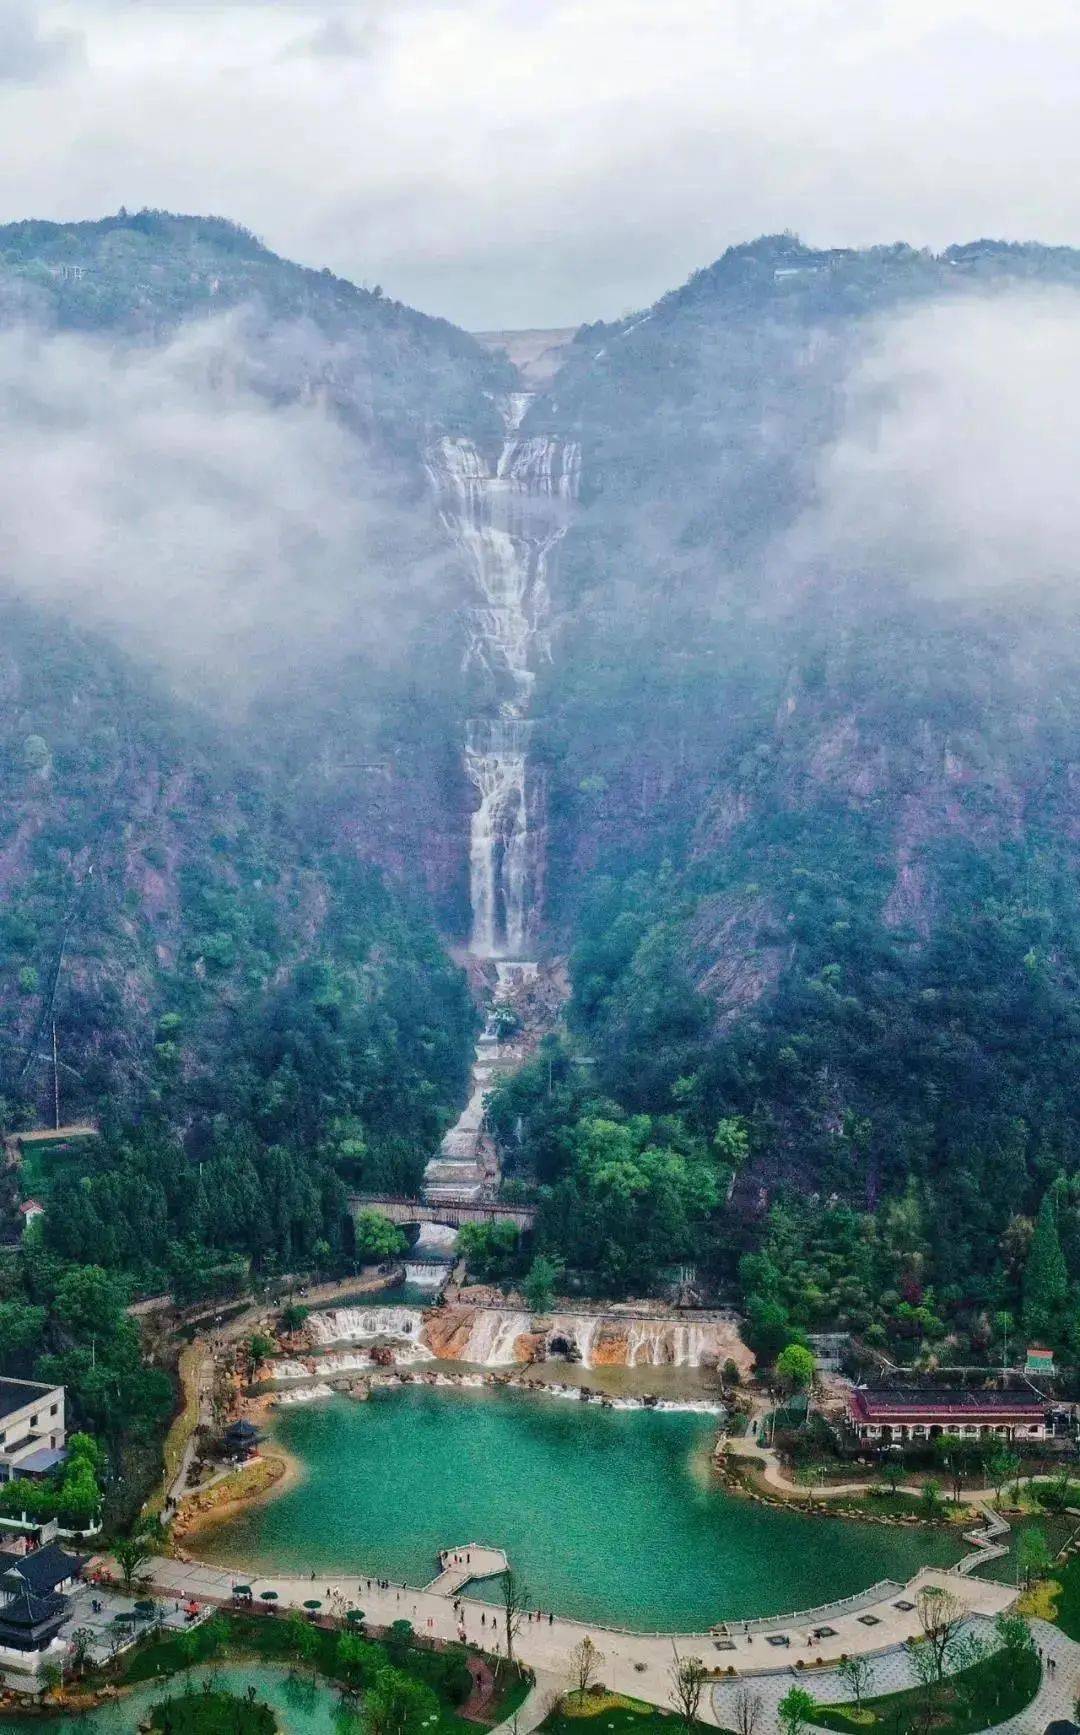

left=200, top=1386, right=961, bottom=1629
left=0, top=1664, right=361, bottom=1733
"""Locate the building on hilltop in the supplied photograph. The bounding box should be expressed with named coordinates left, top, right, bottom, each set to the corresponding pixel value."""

left=846, top=1387, right=1054, bottom=1444
left=0, top=1379, right=66, bottom=1483
left=17, top=1200, right=44, bottom=1233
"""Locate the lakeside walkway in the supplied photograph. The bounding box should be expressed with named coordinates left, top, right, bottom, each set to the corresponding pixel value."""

left=145, top=1553, right=1014, bottom=1717
left=707, top=1614, right=1080, bottom=1734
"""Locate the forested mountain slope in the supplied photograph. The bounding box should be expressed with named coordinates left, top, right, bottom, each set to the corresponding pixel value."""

left=0, top=212, right=502, bottom=1257
left=496, top=237, right=1080, bottom=1354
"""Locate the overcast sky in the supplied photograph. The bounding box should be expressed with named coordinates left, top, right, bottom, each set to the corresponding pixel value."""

left=3, top=0, right=1080, bottom=329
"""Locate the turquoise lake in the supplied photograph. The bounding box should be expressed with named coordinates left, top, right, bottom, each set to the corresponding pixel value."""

left=199, top=1385, right=962, bottom=1630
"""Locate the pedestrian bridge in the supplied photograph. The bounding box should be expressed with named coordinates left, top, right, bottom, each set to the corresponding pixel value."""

left=349, top=1194, right=535, bottom=1231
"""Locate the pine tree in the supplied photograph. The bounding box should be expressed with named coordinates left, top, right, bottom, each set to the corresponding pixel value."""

left=1023, top=1188, right=1068, bottom=1343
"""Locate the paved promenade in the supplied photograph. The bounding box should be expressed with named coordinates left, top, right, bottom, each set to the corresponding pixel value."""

left=145, top=1552, right=1014, bottom=1720
left=709, top=1614, right=1080, bottom=1733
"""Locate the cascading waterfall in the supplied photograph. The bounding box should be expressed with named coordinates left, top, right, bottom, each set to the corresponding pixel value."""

left=309, top=1306, right=425, bottom=1345
left=625, top=1321, right=709, bottom=1368
left=427, top=407, right=581, bottom=958
left=309, top=1303, right=739, bottom=1371
left=457, top=1310, right=534, bottom=1366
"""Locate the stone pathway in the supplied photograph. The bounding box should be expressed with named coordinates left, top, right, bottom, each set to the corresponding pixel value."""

left=710, top=1613, right=1080, bottom=1732
left=992, top=1616, right=1079, bottom=1733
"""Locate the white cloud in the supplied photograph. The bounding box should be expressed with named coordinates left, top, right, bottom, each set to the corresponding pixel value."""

left=5, top=1, right=1080, bottom=325
left=0, top=0, right=81, bottom=83
left=792, top=288, right=1080, bottom=603
left=0, top=313, right=431, bottom=703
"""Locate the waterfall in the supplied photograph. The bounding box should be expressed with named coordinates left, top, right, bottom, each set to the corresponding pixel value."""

left=459, top=1309, right=533, bottom=1365
left=546, top=1314, right=604, bottom=1368
left=623, top=1321, right=714, bottom=1368
left=427, top=403, right=580, bottom=958
left=405, top=1263, right=448, bottom=1289
left=309, top=1306, right=425, bottom=1346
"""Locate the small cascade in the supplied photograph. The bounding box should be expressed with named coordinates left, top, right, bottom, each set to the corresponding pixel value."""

left=275, top=1383, right=334, bottom=1406
left=309, top=1306, right=424, bottom=1346
left=458, top=1310, right=533, bottom=1365
left=545, top=1315, right=604, bottom=1368
left=268, top=1359, right=314, bottom=1383
left=405, top=1263, right=448, bottom=1289
left=623, top=1321, right=714, bottom=1368
left=315, top=1352, right=375, bottom=1376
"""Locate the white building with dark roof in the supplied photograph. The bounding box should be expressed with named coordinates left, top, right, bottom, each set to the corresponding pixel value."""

left=0, top=1379, right=66, bottom=1482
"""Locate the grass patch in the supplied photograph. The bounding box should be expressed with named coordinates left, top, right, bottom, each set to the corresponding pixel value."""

left=543, top=1702, right=730, bottom=1735
left=559, top=1694, right=661, bottom=1718
left=143, top=1339, right=208, bottom=1520
left=147, top=1687, right=276, bottom=1732
left=1018, top=1577, right=1060, bottom=1620
left=810, top=1646, right=1040, bottom=1733
left=972, top=1513, right=1078, bottom=1585
left=1049, top=1551, right=1080, bottom=1639
left=14, top=1129, right=99, bottom=1199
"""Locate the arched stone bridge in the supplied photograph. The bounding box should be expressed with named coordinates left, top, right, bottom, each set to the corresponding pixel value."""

left=349, top=1194, right=536, bottom=1231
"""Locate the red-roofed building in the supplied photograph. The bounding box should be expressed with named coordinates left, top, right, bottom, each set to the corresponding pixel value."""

left=847, top=1387, right=1051, bottom=1444
left=17, top=1202, right=44, bottom=1232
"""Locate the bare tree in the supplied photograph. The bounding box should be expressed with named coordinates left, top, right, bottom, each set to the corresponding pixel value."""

left=568, top=1636, right=604, bottom=1699
left=501, top=1568, right=529, bottom=1670
left=668, top=1649, right=708, bottom=1734
left=732, top=1687, right=763, bottom=1735
left=837, top=1653, right=873, bottom=1712
left=916, top=1583, right=966, bottom=1684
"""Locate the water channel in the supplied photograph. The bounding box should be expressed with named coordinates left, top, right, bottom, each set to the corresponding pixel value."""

left=198, top=1385, right=962, bottom=1631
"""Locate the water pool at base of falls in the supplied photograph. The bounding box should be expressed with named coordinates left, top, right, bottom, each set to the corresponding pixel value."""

left=197, top=1385, right=962, bottom=1631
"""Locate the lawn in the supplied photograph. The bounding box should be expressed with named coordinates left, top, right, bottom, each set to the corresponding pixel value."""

left=14, top=1128, right=99, bottom=1199
left=542, top=1695, right=732, bottom=1735
left=147, top=1687, right=276, bottom=1732
left=810, top=1646, right=1040, bottom=1733
left=1048, top=1551, right=1080, bottom=1639
left=142, top=1339, right=209, bottom=1519
left=973, top=1513, right=1078, bottom=1586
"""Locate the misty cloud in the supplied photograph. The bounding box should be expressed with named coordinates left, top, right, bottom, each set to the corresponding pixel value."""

left=288, top=14, right=377, bottom=59
left=0, top=313, right=433, bottom=703
left=791, top=289, right=1080, bottom=605
left=0, top=0, right=81, bottom=83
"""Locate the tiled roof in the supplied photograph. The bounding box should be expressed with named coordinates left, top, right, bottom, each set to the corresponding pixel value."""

left=0, top=1542, right=84, bottom=1595
left=849, top=1388, right=1046, bottom=1422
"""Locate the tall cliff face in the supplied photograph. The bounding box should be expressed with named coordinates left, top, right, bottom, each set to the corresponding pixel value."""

left=513, top=238, right=1080, bottom=1215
